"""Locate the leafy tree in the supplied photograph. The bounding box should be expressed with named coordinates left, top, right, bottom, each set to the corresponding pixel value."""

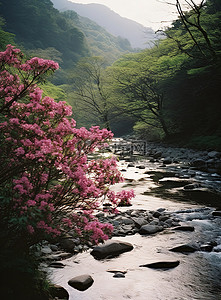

left=68, top=56, right=114, bottom=130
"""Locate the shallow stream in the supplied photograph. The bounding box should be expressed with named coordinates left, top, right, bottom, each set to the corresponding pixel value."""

left=50, top=157, right=221, bottom=300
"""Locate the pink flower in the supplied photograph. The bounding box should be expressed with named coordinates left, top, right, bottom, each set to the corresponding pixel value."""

left=27, top=225, right=35, bottom=234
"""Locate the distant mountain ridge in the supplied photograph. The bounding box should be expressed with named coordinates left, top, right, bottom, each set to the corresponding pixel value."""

left=52, top=0, right=159, bottom=49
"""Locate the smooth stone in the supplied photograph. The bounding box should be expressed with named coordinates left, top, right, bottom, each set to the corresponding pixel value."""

left=139, top=224, right=163, bottom=235
left=59, top=238, right=76, bottom=252
left=49, top=284, right=69, bottom=299
left=68, top=274, right=94, bottom=291
left=173, top=225, right=195, bottom=231
left=90, top=240, right=133, bottom=259
left=212, top=211, right=221, bottom=216
left=132, top=217, right=149, bottom=228
left=200, top=244, right=214, bottom=252
left=169, top=244, right=198, bottom=253
left=49, top=262, right=66, bottom=268
left=107, top=269, right=127, bottom=274
left=183, top=183, right=201, bottom=190
left=140, top=260, right=180, bottom=269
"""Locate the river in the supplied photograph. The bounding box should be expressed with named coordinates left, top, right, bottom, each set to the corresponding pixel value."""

left=50, top=150, right=221, bottom=300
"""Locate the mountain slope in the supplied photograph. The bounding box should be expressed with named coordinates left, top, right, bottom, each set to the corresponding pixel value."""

left=0, top=0, right=89, bottom=68
left=52, top=0, right=159, bottom=49
left=62, top=10, right=133, bottom=63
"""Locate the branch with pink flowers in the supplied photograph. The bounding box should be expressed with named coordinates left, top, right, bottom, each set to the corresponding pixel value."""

left=0, top=45, right=134, bottom=249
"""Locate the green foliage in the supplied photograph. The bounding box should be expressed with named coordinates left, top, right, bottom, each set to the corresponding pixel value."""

left=0, top=17, right=15, bottom=50
left=62, top=10, right=133, bottom=64
left=104, top=0, right=221, bottom=144
left=40, top=82, right=67, bottom=101
left=0, top=0, right=89, bottom=68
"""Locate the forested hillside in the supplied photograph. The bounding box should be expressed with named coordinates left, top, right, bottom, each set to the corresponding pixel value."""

left=52, top=0, right=159, bottom=49
left=67, top=0, right=221, bottom=149
left=0, top=0, right=131, bottom=70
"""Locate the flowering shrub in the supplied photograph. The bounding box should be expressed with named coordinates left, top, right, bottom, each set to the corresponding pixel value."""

left=0, top=45, right=134, bottom=249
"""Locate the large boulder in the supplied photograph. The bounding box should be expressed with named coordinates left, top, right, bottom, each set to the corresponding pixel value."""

left=90, top=240, right=133, bottom=259
left=68, top=274, right=94, bottom=291
left=139, top=224, right=163, bottom=235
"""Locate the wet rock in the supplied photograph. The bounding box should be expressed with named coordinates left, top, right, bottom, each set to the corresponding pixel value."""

left=153, top=211, right=162, bottom=218
left=68, top=274, right=94, bottom=291
left=49, top=284, right=69, bottom=299
left=59, top=238, right=76, bottom=252
left=107, top=269, right=127, bottom=274
left=128, top=163, right=135, bottom=167
left=49, top=262, right=66, bottom=268
left=190, top=159, right=206, bottom=168
left=173, top=225, right=195, bottom=231
left=183, top=183, right=201, bottom=190
left=47, top=252, right=73, bottom=261
left=50, top=244, right=59, bottom=251
left=139, top=224, right=163, bottom=235
left=153, top=151, right=162, bottom=159
left=200, top=244, right=214, bottom=252
left=41, top=246, right=52, bottom=255
left=132, top=217, right=149, bottom=228
left=213, top=244, right=221, bottom=252
left=212, top=211, right=221, bottom=216
left=163, top=158, right=173, bottom=165
left=140, top=260, right=180, bottom=269
left=208, top=151, right=220, bottom=158
left=90, top=240, right=133, bottom=259
left=159, top=215, right=170, bottom=222
left=113, top=272, right=126, bottom=278
left=169, top=244, right=198, bottom=253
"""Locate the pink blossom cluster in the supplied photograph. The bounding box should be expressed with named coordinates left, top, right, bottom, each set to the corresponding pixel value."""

left=0, top=45, right=134, bottom=246
left=0, top=45, right=59, bottom=112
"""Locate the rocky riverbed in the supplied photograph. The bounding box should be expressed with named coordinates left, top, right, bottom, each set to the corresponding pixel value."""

left=39, top=141, right=221, bottom=300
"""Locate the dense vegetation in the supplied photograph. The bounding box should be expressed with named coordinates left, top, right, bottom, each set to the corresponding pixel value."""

left=66, top=0, right=221, bottom=149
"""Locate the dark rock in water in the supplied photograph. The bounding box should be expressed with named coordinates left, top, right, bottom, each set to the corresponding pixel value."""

left=169, top=244, right=198, bottom=253
left=128, top=163, right=135, bottom=167
left=113, top=272, right=126, bottom=278
left=140, top=260, right=180, bottom=269
left=139, top=224, right=163, bottom=235
left=173, top=226, right=195, bottom=232
left=190, top=159, right=206, bottom=167
left=163, top=158, right=173, bottom=165
left=212, top=211, right=221, bottom=216
left=49, top=284, right=69, bottom=299
left=153, top=211, right=162, bottom=218
left=183, top=183, right=201, bottom=190
left=107, top=269, right=127, bottom=274
left=90, top=240, right=133, bottom=259
left=200, top=244, right=214, bottom=252
left=136, top=165, right=146, bottom=169
left=49, top=262, right=66, bottom=268
left=68, top=274, right=94, bottom=291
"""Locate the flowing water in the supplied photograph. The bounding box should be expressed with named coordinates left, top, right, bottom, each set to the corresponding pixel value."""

left=50, top=157, right=221, bottom=300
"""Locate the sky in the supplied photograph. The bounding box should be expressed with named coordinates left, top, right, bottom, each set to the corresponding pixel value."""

left=68, top=0, right=199, bottom=30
